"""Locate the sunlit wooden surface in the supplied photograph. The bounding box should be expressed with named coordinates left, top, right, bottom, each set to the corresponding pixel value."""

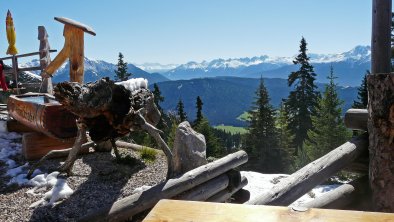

left=143, top=199, right=394, bottom=222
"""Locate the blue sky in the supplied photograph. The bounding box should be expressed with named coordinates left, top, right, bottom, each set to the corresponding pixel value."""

left=0, top=0, right=372, bottom=64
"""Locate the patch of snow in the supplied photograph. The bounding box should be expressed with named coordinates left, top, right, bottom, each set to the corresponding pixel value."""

left=0, top=121, right=7, bottom=132
left=177, top=84, right=183, bottom=89
left=0, top=120, right=74, bottom=207
left=132, top=185, right=152, bottom=194
left=28, top=174, right=73, bottom=208
left=290, top=184, right=341, bottom=207
left=241, top=171, right=288, bottom=200
left=116, top=78, right=148, bottom=92
left=241, top=171, right=342, bottom=207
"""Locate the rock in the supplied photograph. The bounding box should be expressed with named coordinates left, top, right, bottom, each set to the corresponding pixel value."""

left=172, top=121, right=207, bottom=176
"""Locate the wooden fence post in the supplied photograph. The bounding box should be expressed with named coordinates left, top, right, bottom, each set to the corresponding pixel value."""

left=38, top=26, right=53, bottom=94
left=369, top=0, right=394, bottom=212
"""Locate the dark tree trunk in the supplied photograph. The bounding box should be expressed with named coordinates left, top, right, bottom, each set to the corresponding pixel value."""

left=369, top=0, right=394, bottom=212
left=367, top=74, right=394, bottom=212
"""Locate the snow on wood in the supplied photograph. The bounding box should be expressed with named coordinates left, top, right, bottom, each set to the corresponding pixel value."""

left=115, top=78, right=148, bottom=92
left=246, top=133, right=368, bottom=206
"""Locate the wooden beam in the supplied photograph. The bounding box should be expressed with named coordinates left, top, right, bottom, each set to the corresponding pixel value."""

left=206, top=175, right=248, bottom=203
left=18, top=66, right=42, bottom=72
left=144, top=199, right=394, bottom=222
left=0, top=50, right=56, bottom=60
left=246, top=134, right=368, bottom=206
left=369, top=0, right=394, bottom=212
left=175, top=173, right=230, bottom=201
left=371, top=0, right=391, bottom=74
left=299, top=176, right=369, bottom=210
left=79, top=151, right=248, bottom=222
left=344, top=109, right=368, bottom=131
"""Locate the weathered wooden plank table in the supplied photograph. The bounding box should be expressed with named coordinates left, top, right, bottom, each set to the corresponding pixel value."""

left=143, top=199, right=394, bottom=222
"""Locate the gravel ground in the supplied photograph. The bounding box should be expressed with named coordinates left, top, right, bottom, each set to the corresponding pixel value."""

left=0, top=146, right=167, bottom=222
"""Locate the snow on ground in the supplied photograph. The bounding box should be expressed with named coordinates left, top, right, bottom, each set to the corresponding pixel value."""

left=241, top=171, right=341, bottom=207
left=0, top=120, right=74, bottom=208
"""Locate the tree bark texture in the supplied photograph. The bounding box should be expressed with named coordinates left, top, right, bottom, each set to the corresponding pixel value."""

left=367, top=73, right=394, bottom=212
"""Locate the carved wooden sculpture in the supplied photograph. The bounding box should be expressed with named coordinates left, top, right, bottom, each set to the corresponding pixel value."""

left=28, top=78, right=175, bottom=178
left=41, top=17, right=96, bottom=83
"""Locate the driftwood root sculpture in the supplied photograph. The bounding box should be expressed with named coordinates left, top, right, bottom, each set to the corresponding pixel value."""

left=28, top=78, right=174, bottom=179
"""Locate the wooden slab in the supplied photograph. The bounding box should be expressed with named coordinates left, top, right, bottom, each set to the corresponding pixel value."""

left=143, top=199, right=394, bottom=222
left=54, top=17, right=96, bottom=36
left=22, top=132, right=86, bottom=160
left=7, top=93, right=78, bottom=139
left=7, top=119, right=35, bottom=133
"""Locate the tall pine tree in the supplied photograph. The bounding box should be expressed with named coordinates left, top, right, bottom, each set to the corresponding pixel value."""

left=195, top=96, right=204, bottom=126
left=194, top=118, right=224, bottom=158
left=244, top=77, right=280, bottom=172
left=352, top=71, right=369, bottom=109
left=285, top=37, right=319, bottom=155
left=304, top=66, right=351, bottom=161
left=153, top=83, right=165, bottom=113
left=114, top=52, right=131, bottom=81
left=176, top=99, right=187, bottom=122
left=276, top=102, right=295, bottom=172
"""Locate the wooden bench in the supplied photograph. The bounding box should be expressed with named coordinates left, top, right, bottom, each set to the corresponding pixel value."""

left=143, top=199, right=394, bottom=222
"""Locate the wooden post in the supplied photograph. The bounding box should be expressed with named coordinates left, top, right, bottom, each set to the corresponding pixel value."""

left=38, top=26, right=53, bottom=94
left=43, top=17, right=95, bottom=84
left=11, top=55, right=19, bottom=94
left=369, top=0, right=394, bottom=212
left=344, top=109, right=368, bottom=131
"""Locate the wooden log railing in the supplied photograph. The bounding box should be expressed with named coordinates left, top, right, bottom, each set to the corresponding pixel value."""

left=344, top=109, right=368, bottom=131
left=246, top=133, right=368, bottom=206
left=298, top=176, right=370, bottom=210
left=79, top=150, right=248, bottom=222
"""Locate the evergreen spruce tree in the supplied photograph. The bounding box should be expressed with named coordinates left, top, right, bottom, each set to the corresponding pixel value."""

left=195, top=96, right=204, bottom=126
left=114, top=52, right=131, bottom=81
left=244, top=77, right=280, bottom=172
left=304, top=66, right=351, bottom=161
left=276, top=102, right=295, bottom=172
left=152, top=83, right=170, bottom=138
left=153, top=83, right=164, bottom=113
left=284, top=37, right=319, bottom=155
left=194, top=118, right=224, bottom=158
left=176, top=99, right=187, bottom=122
left=352, top=71, right=369, bottom=109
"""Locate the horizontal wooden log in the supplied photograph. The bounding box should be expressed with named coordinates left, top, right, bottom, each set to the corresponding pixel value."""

left=115, top=140, right=157, bottom=152
left=207, top=175, right=248, bottom=203
left=176, top=173, right=230, bottom=201
left=18, top=66, right=42, bottom=72
left=246, top=134, right=368, bottom=206
left=344, top=109, right=368, bottom=131
left=0, top=49, right=57, bottom=60
left=299, top=176, right=369, bottom=210
left=79, top=150, right=248, bottom=222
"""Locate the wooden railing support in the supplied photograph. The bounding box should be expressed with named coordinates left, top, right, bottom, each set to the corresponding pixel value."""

left=246, top=134, right=368, bottom=206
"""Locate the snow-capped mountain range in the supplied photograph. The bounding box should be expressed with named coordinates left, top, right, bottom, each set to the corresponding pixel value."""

left=164, top=45, right=371, bottom=86
left=21, top=58, right=169, bottom=84
left=19, top=45, right=370, bottom=86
